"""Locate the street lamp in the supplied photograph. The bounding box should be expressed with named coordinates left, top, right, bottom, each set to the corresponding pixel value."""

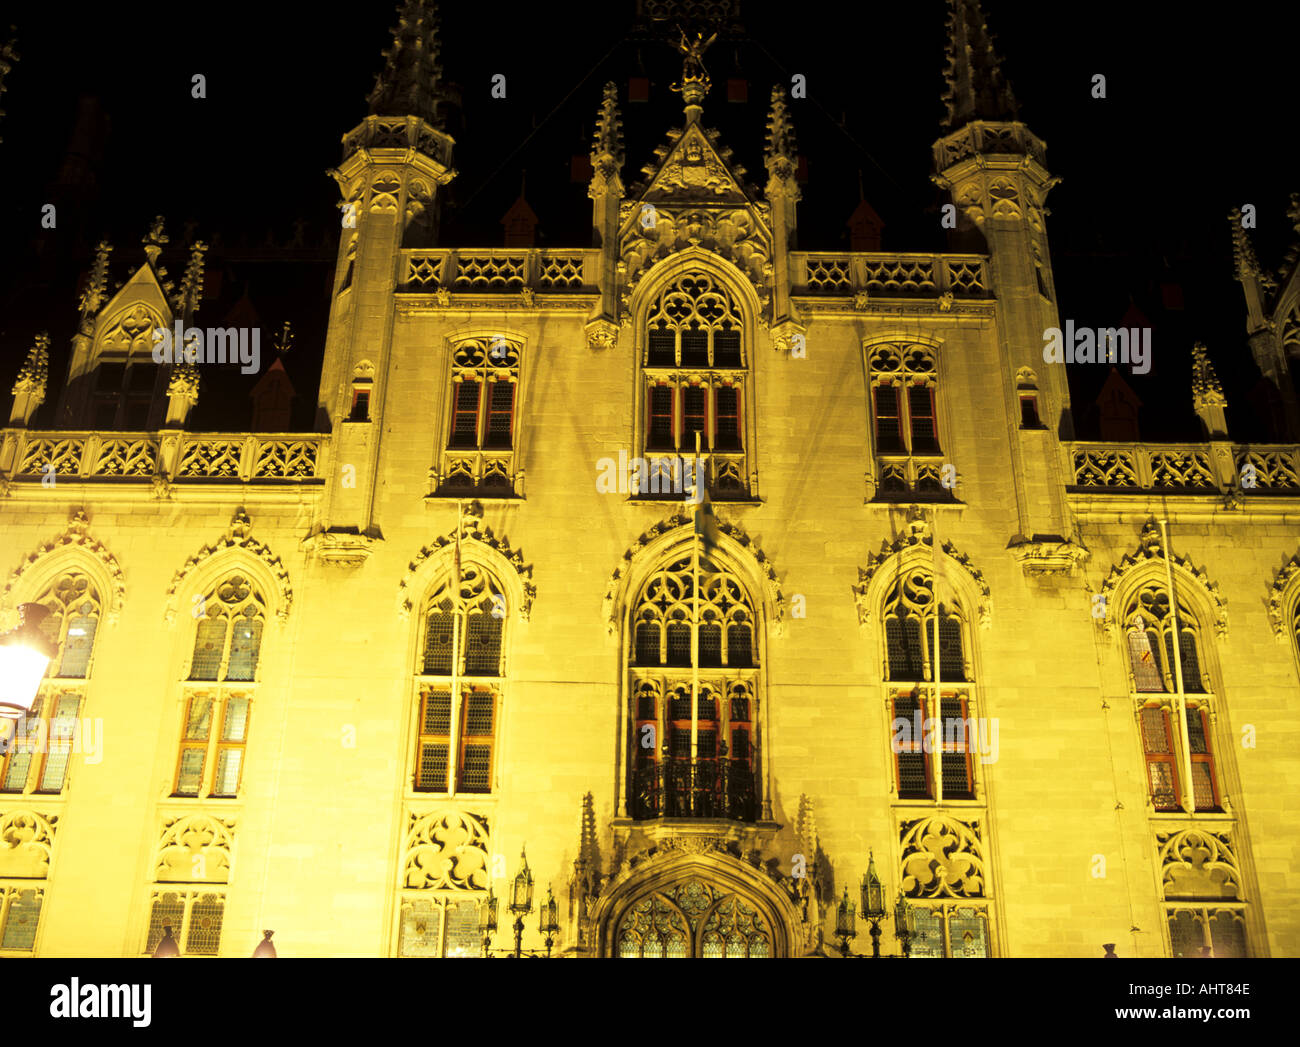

left=834, top=887, right=856, bottom=957
left=860, top=851, right=887, bottom=958
left=894, top=891, right=916, bottom=958
left=252, top=930, right=277, bottom=957
left=0, top=603, right=57, bottom=722
left=508, top=846, right=534, bottom=959
left=152, top=924, right=180, bottom=958
left=539, top=885, right=559, bottom=958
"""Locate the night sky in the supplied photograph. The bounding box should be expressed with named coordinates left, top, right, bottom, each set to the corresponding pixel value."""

left=0, top=0, right=1296, bottom=439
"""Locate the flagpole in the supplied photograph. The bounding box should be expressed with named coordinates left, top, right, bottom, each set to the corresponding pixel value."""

left=691, top=431, right=701, bottom=815
left=450, top=499, right=462, bottom=794
left=931, top=506, right=943, bottom=807
left=1158, top=518, right=1195, bottom=815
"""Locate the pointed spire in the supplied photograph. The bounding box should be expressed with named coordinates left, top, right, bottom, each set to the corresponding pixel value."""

left=1228, top=208, right=1272, bottom=288
left=591, top=81, right=624, bottom=168
left=367, top=0, right=445, bottom=126
left=1191, top=343, right=1226, bottom=409
left=12, top=332, right=49, bottom=395
left=0, top=26, right=17, bottom=144
left=941, top=0, right=1019, bottom=131
left=764, top=85, right=796, bottom=175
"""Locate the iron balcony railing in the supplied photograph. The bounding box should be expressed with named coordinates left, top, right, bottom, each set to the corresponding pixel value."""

left=630, top=751, right=757, bottom=823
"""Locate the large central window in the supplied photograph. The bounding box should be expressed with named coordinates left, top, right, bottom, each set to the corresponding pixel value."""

left=627, top=554, right=759, bottom=821
left=641, top=273, right=751, bottom=497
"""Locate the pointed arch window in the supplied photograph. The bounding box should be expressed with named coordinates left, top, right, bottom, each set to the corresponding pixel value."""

left=627, top=554, right=759, bottom=821
left=1123, top=583, right=1222, bottom=813
left=413, top=563, right=507, bottom=795
left=615, top=880, right=773, bottom=958
left=1, top=570, right=103, bottom=796
left=867, top=343, right=947, bottom=498
left=880, top=568, right=976, bottom=802
left=171, top=574, right=265, bottom=799
left=641, top=274, right=752, bottom=497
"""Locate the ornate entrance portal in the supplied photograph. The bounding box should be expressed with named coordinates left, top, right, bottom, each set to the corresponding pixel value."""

left=614, top=878, right=774, bottom=958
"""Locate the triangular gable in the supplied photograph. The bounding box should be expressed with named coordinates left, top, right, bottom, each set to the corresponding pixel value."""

left=91, top=263, right=174, bottom=352
left=640, top=123, right=749, bottom=204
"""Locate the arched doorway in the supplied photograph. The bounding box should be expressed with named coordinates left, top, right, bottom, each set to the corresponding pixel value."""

left=612, top=878, right=776, bottom=958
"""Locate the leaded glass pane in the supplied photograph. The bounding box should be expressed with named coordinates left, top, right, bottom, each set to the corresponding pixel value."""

left=1191, top=763, right=1216, bottom=811
left=220, top=696, right=249, bottom=742
left=1140, top=708, right=1171, bottom=753
left=635, top=623, right=661, bottom=665
left=145, top=893, right=185, bottom=954
left=1208, top=910, right=1246, bottom=958
left=2, top=749, right=32, bottom=792
left=702, top=931, right=723, bottom=958
left=666, top=623, right=691, bottom=666
left=38, top=696, right=80, bottom=792
left=699, top=623, right=721, bottom=666
left=648, top=327, right=675, bottom=367
left=213, top=749, right=242, bottom=797
left=464, top=613, right=502, bottom=676
left=444, top=900, right=481, bottom=957
left=1148, top=762, right=1177, bottom=810
left=190, top=618, right=226, bottom=680
left=681, top=329, right=708, bottom=367
left=713, top=329, right=741, bottom=368
left=886, top=617, right=924, bottom=680
left=0, top=889, right=41, bottom=950
left=1128, top=629, right=1164, bottom=691
left=398, top=899, right=442, bottom=957
left=422, top=690, right=451, bottom=734
left=949, top=908, right=988, bottom=957
left=463, top=690, right=494, bottom=736
left=911, top=907, right=944, bottom=957
left=423, top=611, right=454, bottom=675
left=226, top=616, right=262, bottom=681
left=460, top=744, right=492, bottom=793
left=1168, top=910, right=1204, bottom=958
left=726, top=623, right=752, bottom=667
left=59, top=614, right=97, bottom=678
left=175, top=748, right=205, bottom=796
left=937, top=617, right=964, bottom=680
left=898, top=752, right=928, bottom=798
left=1164, top=628, right=1204, bottom=693
left=186, top=894, right=224, bottom=955
left=1186, top=710, right=1208, bottom=754
left=417, top=743, right=449, bottom=791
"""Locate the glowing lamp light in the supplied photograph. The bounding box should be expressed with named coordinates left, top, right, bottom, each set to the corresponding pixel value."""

left=860, top=850, right=886, bottom=922
left=510, top=847, right=534, bottom=916
left=0, top=604, right=58, bottom=718
left=252, top=930, right=277, bottom=958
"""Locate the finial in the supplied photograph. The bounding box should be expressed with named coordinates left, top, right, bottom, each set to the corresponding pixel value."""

left=177, top=240, right=208, bottom=317
left=591, top=81, right=624, bottom=167
left=79, top=240, right=113, bottom=322
left=1228, top=208, right=1276, bottom=293
left=764, top=84, right=796, bottom=176
left=12, top=332, right=49, bottom=396
left=670, top=26, right=716, bottom=120
left=273, top=321, right=294, bottom=355
left=1191, top=343, right=1226, bottom=410
left=940, top=0, right=1019, bottom=131
left=143, top=216, right=169, bottom=265
left=367, top=0, right=445, bottom=127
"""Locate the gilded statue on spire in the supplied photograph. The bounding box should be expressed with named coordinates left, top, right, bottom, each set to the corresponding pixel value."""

left=670, top=27, right=716, bottom=111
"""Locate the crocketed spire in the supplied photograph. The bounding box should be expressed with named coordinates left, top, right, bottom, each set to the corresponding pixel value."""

left=366, top=0, right=445, bottom=126
left=591, top=81, right=624, bottom=168
left=940, top=0, right=1019, bottom=131
left=764, top=84, right=796, bottom=174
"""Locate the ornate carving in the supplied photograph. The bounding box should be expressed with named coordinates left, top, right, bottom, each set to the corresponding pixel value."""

left=603, top=511, right=783, bottom=635
left=0, top=809, right=58, bottom=879
left=396, top=502, right=535, bottom=620
left=1267, top=552, right=1300, bottom=640
left=1096, top=520, right=1228, bottom=639
left=164, top=507, right=292, bottom=625
left=155, top=814, right=234, bottom=883
left=899, top=814, right=985, bottom=899
left=1157, top=828, right=1240, bottom=900
left=402, top=810, right=490, bottom=891
left=1191, top=342, right=1226, bottom=409
left=1, top=509, right=125, bottom=626
left=620, top=204, right=769, bottom=294
left=11, top=332, right=49, bottom=396
left=853, top=507, right=991, bottom=628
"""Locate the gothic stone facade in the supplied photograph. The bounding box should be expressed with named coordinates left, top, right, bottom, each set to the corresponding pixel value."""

left=1, top=7, right=1298, bottom=960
